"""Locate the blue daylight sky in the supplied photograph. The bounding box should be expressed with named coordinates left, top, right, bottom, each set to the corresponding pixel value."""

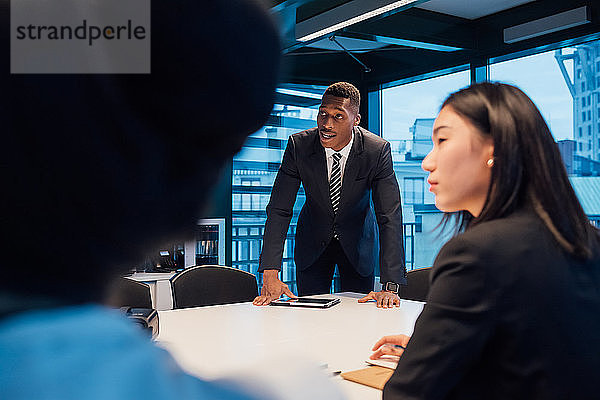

left=382, top=49, right=575, bottom=142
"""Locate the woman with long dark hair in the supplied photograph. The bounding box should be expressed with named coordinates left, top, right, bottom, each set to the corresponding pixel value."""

left=371, top=82, right=600, bottom=399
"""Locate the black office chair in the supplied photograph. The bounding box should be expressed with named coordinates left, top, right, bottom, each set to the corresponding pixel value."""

left=170, top=265, right=258, bottom=309
left=399, top=267, right=431, bottom=302
left=104, top=277, right=153, bottom=309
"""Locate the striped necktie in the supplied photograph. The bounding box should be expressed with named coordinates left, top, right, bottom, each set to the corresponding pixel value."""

left=330, top=152, right=342, bottom=214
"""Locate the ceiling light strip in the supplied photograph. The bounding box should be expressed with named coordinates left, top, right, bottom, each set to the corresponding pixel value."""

left=296, top=0, right=418, bottom=42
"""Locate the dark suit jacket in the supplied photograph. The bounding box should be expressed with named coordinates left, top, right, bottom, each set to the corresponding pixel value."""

left=384, top=209, right=600, bottom=400
left=259, top=126, right=406, bottom=285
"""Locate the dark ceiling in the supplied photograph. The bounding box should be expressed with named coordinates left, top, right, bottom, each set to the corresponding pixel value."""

left=266, top=0, right=600, bottom=89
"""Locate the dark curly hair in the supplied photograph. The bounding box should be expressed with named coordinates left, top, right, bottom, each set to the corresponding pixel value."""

left=324, top=82, right=360, bottom=111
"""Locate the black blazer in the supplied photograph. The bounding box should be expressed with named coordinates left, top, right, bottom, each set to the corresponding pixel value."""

left=259, top=126, right=406, bottom=285
left=384, top=209, right=600, bottom=400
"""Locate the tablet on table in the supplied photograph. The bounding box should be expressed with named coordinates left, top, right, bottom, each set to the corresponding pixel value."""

left=269, top=297, right=341, bottom=308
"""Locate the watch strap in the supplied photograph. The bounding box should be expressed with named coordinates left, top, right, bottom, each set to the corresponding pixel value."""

left=384, top=281, right=399, bottom=294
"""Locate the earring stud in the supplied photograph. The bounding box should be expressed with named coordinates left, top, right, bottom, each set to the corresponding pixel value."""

left=486, top=159, right=494, bottom=167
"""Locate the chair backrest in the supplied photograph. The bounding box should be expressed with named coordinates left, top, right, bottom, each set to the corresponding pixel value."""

left=104, top=277, right=152, bottom=309
left=171, top=265, right=258, bottom=309
left=399, top=267, right=431, bottom=302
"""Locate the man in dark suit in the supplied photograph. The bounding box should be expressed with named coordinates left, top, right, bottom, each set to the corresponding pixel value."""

left=253, top=82, right=406, bottom=308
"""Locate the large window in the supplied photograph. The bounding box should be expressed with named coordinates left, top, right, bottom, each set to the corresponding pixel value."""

left=369, top=39, right=600, bottom=273
left=490, top=50, right=574, bottom=143
left=230, top=38, right=600, bottom=292
left=382, top=69, right=470, bottom=160
left=378, top=68, right=470, bottom=269
left=490, top=39, right=600, bottom=225
left=232, top=84, right=325, bottom=294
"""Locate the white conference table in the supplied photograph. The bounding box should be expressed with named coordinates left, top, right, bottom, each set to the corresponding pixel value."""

left=157, top=292, right=424, bottom=400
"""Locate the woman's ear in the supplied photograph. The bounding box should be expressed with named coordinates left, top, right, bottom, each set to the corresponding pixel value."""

left=487, top=143, right=495, bottom=158
left=485, top=142, right=495, bottom=167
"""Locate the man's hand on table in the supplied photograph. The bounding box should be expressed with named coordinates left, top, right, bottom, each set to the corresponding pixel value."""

left=370, top=334, right=410, bottom=359
left=358, top=291, right=401, bottom=308
left=253, top=269, right=297, bottom=306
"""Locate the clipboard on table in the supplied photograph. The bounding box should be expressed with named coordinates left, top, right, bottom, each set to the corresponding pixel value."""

left=340, top=366, right=394, bottom=390
left=269, top=297, right=340, bottom=308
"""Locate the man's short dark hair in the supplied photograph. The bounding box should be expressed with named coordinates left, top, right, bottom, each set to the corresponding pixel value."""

left=324, top=82, right=360, bottom=110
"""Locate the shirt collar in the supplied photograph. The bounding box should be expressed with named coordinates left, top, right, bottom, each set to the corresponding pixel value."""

left=325, top=130, right=354, bottom=159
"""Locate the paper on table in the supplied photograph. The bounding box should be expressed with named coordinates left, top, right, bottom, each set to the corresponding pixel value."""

left=365, top=356, right=398, bottom=370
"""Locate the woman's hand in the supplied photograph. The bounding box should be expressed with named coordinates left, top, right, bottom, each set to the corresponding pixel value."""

left=370, top=334, right=411, bottom=359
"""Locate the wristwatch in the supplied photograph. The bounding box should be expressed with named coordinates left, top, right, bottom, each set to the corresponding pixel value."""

left=384, top=281, right=399, bottom=294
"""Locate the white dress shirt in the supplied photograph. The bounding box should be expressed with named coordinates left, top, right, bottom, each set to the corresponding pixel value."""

left=325, top=132, right=354, bottom=185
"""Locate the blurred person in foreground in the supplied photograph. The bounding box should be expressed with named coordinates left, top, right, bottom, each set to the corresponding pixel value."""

left=370, top=82, right=600, bottom=399
left=0, top=1, right=341, bottom=399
